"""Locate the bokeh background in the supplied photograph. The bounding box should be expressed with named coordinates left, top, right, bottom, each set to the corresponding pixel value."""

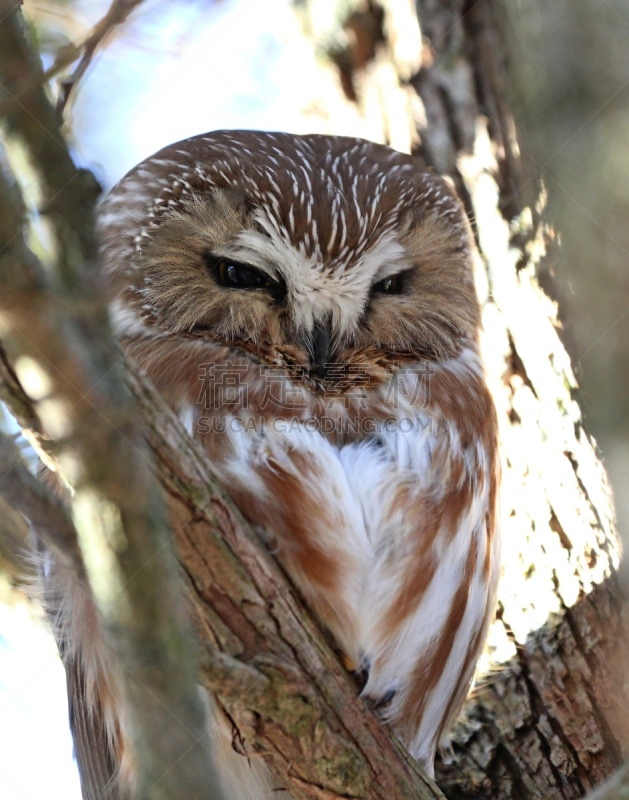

left=2, top=1, right=629, bottom=797
left=506, top=0, right=629, bottom=539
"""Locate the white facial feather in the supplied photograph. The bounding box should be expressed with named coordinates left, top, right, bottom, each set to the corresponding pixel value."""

left=224, top=209, right=411, bottom=336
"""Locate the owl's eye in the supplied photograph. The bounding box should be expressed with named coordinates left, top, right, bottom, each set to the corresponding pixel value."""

left=373, top=273, right=405, bottom=294
left=209, top=256, right=276, bottom=290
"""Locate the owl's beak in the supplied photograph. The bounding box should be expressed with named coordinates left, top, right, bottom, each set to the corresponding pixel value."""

left=309, top=320, right=334, bottom=379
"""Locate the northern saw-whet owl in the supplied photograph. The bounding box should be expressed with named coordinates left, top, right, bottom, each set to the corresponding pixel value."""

left=49, top=130, right=500, bottom=799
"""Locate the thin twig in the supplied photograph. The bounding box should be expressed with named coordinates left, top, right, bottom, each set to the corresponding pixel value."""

left=48, top=0, right=148, bottom=113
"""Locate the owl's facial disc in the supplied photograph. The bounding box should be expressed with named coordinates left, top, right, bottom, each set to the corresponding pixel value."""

left=120, top=163, right=480, bottom=380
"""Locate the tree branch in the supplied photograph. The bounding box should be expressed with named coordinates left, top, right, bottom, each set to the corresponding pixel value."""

left=130, top=361, right=445, bottom=799
left=47, top=0, right=149, bottom=113
left=0, top=7, right=223, bottom=799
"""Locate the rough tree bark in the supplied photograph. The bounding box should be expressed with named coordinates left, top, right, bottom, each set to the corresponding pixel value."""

left=0, top=1, right=627, bottom=799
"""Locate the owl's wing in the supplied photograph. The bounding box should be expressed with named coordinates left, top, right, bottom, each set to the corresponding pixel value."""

left=65, top=655, right=123, bottom=800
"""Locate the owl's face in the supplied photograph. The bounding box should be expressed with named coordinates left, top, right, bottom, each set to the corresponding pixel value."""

left=101, top=131, right=480, bottom=387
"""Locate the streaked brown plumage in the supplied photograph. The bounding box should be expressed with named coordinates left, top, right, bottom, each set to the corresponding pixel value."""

left=48, top=130, right=500, bottom=800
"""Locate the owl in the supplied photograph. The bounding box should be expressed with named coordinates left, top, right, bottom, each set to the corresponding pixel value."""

left=50, top=130, right=499, bottom=800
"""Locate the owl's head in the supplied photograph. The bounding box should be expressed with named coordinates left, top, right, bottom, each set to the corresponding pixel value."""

left=99, top=131, right=479, bottom=382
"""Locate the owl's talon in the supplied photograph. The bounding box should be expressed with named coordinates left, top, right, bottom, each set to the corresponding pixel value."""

left=367, top=689, right=397, bottom=711
left=342, top=654, right=358, bottom=672
left=342, top=654, right=370, bottom=691
left=378, top=688, right=397, bottom=707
